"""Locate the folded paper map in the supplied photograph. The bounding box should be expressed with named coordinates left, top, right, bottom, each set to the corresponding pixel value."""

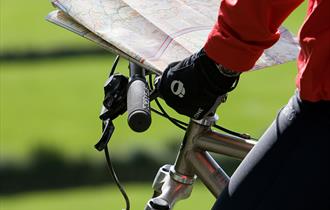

left=47, top=0, right=300, bottom=75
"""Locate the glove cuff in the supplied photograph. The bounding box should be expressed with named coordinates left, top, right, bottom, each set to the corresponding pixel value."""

left=198, top=49, right=240, bottom=95
left=215, top=63, right=241, bottom=77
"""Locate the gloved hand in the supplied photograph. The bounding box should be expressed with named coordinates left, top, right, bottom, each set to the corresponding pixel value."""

left=156, top=49, right=240, bottom=120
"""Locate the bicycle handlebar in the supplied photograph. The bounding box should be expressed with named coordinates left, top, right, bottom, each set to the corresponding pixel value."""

left=127, top=62, right=151, bottom=132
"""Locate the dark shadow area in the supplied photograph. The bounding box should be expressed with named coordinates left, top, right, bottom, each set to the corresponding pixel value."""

left=0, top=47, right=108, bottom=62
left=0, top=143, right=241, bottom=195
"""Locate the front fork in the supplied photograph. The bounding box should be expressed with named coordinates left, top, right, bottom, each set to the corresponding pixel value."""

left=145, top=165, right=196, bottom=210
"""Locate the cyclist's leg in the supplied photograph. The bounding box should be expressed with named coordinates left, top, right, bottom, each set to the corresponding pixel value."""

left=212, top=91, right=330, bottom=210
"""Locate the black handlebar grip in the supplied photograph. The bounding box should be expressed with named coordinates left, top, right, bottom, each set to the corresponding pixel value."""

left=127, top=64, right=151, bottom=132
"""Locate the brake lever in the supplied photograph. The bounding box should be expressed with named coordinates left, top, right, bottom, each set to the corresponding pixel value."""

left=95, top=73, right=128, bottom=151
left=95, top=119, right=115, bottom=151
left=95, top=59, right=162, bottom=150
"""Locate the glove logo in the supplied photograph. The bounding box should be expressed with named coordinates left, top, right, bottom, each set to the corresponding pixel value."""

left=170, top=80, right=185, bottom=98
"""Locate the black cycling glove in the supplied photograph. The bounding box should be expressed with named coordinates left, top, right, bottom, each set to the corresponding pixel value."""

left=157, top=49, right=240, bottom=120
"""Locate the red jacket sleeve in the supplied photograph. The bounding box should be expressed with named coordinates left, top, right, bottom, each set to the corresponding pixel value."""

left=204, top=0, right=303, bottom=71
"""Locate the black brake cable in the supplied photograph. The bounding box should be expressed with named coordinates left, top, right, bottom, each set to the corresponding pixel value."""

left=148, top=74, right=255, bottom=140
left=149, top=74, right=187, bottom=130
left=104, top=146, right=130, bottom=210
left=150, top=107, right=188, bottom=128
left=213, top=124, right=255, bottom=140
left=109, top=55, right=120, bottom=77
left=103, top=55, right=130, bottom=210
left=154, top=99, right=187, bottom=131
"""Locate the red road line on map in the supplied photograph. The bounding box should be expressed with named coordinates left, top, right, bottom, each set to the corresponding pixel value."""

left=146, top=26, right=211, bottom=61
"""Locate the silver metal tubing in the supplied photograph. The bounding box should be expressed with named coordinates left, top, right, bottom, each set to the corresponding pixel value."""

left=187, top=151, right=229, bottom=197
left=170, top=119, right=256, bottom=200
left=174, top=120, right=210, bottom=176
left=195, top=130, right=256, bottom=160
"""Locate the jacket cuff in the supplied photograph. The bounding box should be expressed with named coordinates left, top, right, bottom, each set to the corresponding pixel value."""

left=204, top=26, right=265, bottom=72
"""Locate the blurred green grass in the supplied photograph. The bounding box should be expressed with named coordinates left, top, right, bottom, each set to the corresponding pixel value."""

left=1, top=0, right=306, bottom=159
left=1, top=183, right=214, bottom=210
left=0, top=55, right=184, bottom=161
left=0, top=0, right=92, bottom=53
left=1, top=55, right=297, bottom=160
left=0, top=1, right=308, bottom=209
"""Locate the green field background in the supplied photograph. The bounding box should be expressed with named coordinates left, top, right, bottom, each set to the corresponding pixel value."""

left=1, top=1, right=307, bottom=209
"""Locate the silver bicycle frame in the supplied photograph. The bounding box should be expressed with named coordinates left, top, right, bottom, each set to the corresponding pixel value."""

left=145, top=115, right=256, bottom=210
